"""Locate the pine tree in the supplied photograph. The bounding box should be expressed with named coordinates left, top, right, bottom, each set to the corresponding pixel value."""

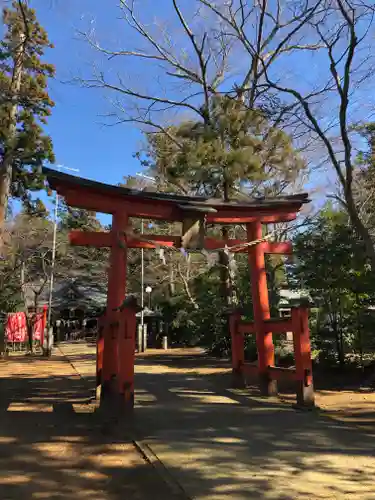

left=139, top=96, right=305, bottom=199
left=138, top=96, right=305, bottom=310
left=0, top=1, right=55, bottom=236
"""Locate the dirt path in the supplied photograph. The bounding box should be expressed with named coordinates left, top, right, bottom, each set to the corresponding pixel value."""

left=0, top=350, right=183, bottom=499
left=133, top=353, right=375, bottom=499
left=58, top=343, right=375, bottom=499
left=8, top=343, right=374, bottom=499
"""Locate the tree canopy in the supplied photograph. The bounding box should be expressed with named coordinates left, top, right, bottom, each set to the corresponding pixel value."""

left=138, top=96, right=305, bottom=199
left=0, top=0, right=55, bottom=224
left=292, top=205, right=375, bottom=366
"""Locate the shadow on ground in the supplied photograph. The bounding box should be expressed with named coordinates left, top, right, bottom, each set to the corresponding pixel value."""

left=2, top=347, right=375, bottom=499
left=133, top=351, right=375, bottom=499
left=0, top=356, right=184, bottom=500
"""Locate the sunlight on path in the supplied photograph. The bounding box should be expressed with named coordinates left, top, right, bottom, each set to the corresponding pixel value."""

left=0, top=348, right=183, bottom=499
left=59, top=343, right=375, bottom=499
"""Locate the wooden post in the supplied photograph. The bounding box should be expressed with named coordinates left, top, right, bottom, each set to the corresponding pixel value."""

left=229, top=311, right=245, bottom=387
left=101, top=212, right=128, bottom=403
left=118, top=305, right=137, bottom=411
left=291, top=307, right=315, bottom=406
left=247, top=222, right=277, bottom=396
left=41, top=305, right=48, bottom=348
left=96, top=316, right=105, bottom=400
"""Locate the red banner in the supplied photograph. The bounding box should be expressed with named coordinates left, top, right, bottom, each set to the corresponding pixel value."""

left=6, top=313, right=27, bottom=343
left=33, top=313, right=46, bottom=343
left=6, top=311, right=46, bottom=344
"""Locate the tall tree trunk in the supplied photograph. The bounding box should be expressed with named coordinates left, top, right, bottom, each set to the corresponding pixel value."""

left=26, top=313, right=34, bottom=353
left=0, top=30, right=26, bottom=252
left=338, top=295, right=345, bottom=367
left=333, top=320, right=342, bottom=366
left=219, top=178, right=236, bottom=309
left=332, top=304, right=344, bottom=368
left=20, top=260, right=33, bottom=353
left=168, top=261, right=175, bottom=298
left=345, top=190, right=375, bottom=268
left=219, top=226, right=232, bottom=308
left=355, top=293, right=364, bottom=369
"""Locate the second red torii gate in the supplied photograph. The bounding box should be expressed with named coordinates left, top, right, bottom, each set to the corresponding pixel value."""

left=44, top=167, right=314, bottom=409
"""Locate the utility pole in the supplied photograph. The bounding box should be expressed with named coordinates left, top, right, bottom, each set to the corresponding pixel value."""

left=0, top=26, right=26, bottom=250
left=140, top=218, right=145, bottom=350
left=136, top=172, right=155, bottom=352
left=47, top=191, right=58, bottom=329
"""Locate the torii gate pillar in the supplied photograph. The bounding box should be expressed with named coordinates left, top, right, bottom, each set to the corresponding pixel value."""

left=101, top=212, right=128, bottom=402
left=42, top=167, right=312, bottom=409
left=247, top=221, right=277, bottom=396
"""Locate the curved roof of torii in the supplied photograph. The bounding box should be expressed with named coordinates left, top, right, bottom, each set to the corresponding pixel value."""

left=43, top=167, right=309, bottom=224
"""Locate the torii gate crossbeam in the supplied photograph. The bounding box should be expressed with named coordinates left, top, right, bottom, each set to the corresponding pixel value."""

left=44, top=167, right=314, bottom=411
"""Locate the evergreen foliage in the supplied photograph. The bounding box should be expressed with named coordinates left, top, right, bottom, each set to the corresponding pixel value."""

left=0, top=1, right=55, bottom=214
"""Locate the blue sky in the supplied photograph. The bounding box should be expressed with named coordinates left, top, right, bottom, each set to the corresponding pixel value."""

left=30, top=0, right=321, bottom=186
left=8, top=0, right=373, bottom=218
left=32, top=0, right=145, bottom=186
left=31, top=0, right=203, bottom=185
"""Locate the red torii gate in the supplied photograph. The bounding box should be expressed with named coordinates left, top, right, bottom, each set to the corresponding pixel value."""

left=44, top=167, right=314, bottom=410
